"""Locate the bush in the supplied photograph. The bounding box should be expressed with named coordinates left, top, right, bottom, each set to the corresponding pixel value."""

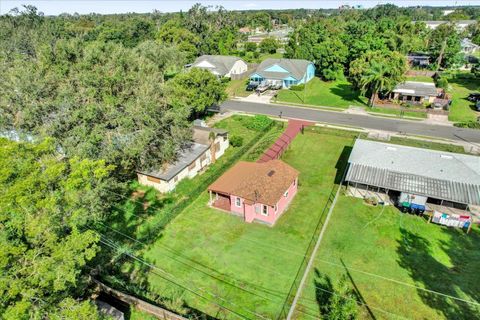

left=229, top=135, right=244, bottom=147
left=242, top=115, right=273, bottom=131
left=454, top=121, right=480, bottom=129
left=290, top=84, right=305, bottom=91
left=435, top=76, right=449, bottom=89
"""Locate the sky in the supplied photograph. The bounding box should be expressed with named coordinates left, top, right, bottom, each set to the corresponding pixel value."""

left=1, top=0, right=480, bottom=16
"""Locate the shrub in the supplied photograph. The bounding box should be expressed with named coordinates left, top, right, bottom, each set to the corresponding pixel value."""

left=290, top=84, right=305, bottom=91
left=243, top=115, right=273, bottom=131
left=435, top=76, right=449, bottom=89
left=229, top=135, right=244, bottom=147
left=454, top=121, right=480, bottom=129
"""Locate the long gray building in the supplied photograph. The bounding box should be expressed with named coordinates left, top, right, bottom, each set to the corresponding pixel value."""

left=345, top=139, right=480, bottom=206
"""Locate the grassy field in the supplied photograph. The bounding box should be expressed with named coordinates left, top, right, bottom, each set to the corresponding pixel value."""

left=295, top=196, right=480, bottom=319
left=225, top=79, right=251, bottom=98
left=114, top=130, right=353, bottom=319
left=276, top=77, right=368, bottom=109
left=446, top=73, right=479, bottom=123
left=406, top=75, right=435, bottom=83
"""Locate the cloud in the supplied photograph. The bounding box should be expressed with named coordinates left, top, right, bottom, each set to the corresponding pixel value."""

left=243, top=2, right=258, bottom=8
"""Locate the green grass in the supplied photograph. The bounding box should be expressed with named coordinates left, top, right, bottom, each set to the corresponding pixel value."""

left=276, top=77, right=368, bottom=109
left=406, top=75, right=435, bottom=83
left=444, top=72, right=480, bottom=122
left=225, top=79, right=251, bottom=98
left=128, top=308, right=158, bottom=320
left=369, top=107, right=427, bottom=119
left=115, top=130, right=353, bottom=319
left=387, top=136, right=467, bottom=153
left=295, top=196, right=480, bottom=319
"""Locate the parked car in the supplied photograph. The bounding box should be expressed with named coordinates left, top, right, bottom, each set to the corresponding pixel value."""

left=270, top=83, right=282, bottom=90
left=246, top=81, right=259, bottom=91
left=467, top=93, right=480, bottom=102
left=256, top=83, right=269, bottom=94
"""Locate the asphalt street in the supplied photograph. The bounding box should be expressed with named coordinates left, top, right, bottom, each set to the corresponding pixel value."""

left=221, top=100, right=480, bottom=145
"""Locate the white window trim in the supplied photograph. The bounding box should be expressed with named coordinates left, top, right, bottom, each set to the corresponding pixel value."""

left=261, top=205, right=268, bottom=216
left=235, top=197, right=241, bottom=207
left=284, top=190, right=289, bottom=198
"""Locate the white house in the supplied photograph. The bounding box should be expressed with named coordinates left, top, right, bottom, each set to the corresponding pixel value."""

left=137, top=126, right=229, bottom=193
left=461, top=38, right=480, bottom=55
left=191, top=55, right=248, bottom=78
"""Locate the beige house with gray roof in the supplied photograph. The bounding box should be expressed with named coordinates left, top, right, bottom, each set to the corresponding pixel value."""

left=137, top=126, right=229, bottom=193
left=191, top=55, right=247, bottom=78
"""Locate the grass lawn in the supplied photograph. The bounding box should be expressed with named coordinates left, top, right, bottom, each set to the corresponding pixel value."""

left=295, top=196, right=480, bottom=319
left=406, top=75, right=435, bottom=83
left=444, top=72, right=480, bottom=123
left=276, top=77, right=368, bottom=109
left=225, top=79, right=251, bottom=98
left=113, top=129, right=353, bottom=319
left=369, top=107, right=427, bottom=119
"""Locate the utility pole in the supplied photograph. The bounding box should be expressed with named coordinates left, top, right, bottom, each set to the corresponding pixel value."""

left=436, top=39, right=447, bottom=71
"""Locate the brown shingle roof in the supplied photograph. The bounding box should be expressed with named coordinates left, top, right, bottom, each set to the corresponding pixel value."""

left=208, top=160, right=299, bottom=206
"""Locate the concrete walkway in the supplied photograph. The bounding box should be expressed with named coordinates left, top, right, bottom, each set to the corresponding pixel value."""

left=258, top=119, right=314, bottom=163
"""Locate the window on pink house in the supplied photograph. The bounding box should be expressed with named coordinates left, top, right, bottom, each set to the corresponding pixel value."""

left=274, top=204, right=278, bottom=213
left=262, top=205, right=268, bottom=216
left=235, top=197, right=241, bottom=207
left=293, top=179, right=296, bottom=186
left=284, top=190, right=288, bottom=198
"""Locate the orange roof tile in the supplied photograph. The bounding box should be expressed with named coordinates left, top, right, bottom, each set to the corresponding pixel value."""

left=208, top=160, right=299, bottom=206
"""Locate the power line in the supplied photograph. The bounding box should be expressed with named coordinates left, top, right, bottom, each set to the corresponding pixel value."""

left=102, top=187, right=480, bottom=309
left=100, top=234, right=268, bottom=320
left=314, top=258, right=480, bottom=307
left=98, top=236, right=257, bottom=320
left=98, top=221, right=288, bottom=303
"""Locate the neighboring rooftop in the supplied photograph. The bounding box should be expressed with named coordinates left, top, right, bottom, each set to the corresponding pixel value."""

left=253, top=58, right=312, bottom=80
left=192, top=55, right=244, bottom=76
left=393, top=81, right=438, bottom=97
left=208, top=160, right=299, bottom=206
left=461, top=38, right=480, bottom=49
left=346, top=139, right=480, bottom=205
left=138, top=142, right=209, bottom=181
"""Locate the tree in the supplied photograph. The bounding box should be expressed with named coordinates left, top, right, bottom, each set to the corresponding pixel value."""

left=259, top=37, right=279, bottom=54
left=429, top=23, right=462, bottom=69
left=0, top=138, right=116, bottom=319
left=156, top=19, right=200, bottom=61
left=165, top=68, right=227, bottom=117
left=313, top=38, right=348, bottom=80
left=244, top=42, right=257, bottom=52
left=0, top=39, right=190, bottom=176
left=349, top=50, right=406, bottom=106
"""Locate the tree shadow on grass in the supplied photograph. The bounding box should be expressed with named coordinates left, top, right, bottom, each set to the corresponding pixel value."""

left=396, top=227, right=480, bottom=319
left=329, top=84, right=367, bottom=106
left=106, top=185, right=176, bottom=250
left=313, top=268, right=358, bottom=319
left=448, top=74, right=480, bottom=92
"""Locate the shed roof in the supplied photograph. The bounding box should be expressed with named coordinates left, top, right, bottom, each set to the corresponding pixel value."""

left=253, top=58, right=312, bottom=80
left=393, top=81, right=438, bottom=97
left=138, top=142, right=209, bottom=181
left=192, top=55, right=245, bottom=76
left=208, top=160, right=299, bottom=206
left=346, top=139, right=480, bottom=205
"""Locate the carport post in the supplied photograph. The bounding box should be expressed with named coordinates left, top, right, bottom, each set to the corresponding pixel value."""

left=209, top=190, right=212, bottom=205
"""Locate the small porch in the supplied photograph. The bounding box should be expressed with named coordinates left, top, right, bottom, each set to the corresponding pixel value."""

left=209, top=191, right=231, bottom=212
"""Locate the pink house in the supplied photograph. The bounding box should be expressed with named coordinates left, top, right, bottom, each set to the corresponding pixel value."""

left=208, top=160, right=299, bottom=225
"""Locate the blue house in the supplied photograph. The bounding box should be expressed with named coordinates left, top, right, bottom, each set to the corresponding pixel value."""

left=250, top=58, right=315, bottom=88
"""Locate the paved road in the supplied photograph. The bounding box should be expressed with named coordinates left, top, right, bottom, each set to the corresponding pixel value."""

left=221, top=100, right=480, bottom=144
